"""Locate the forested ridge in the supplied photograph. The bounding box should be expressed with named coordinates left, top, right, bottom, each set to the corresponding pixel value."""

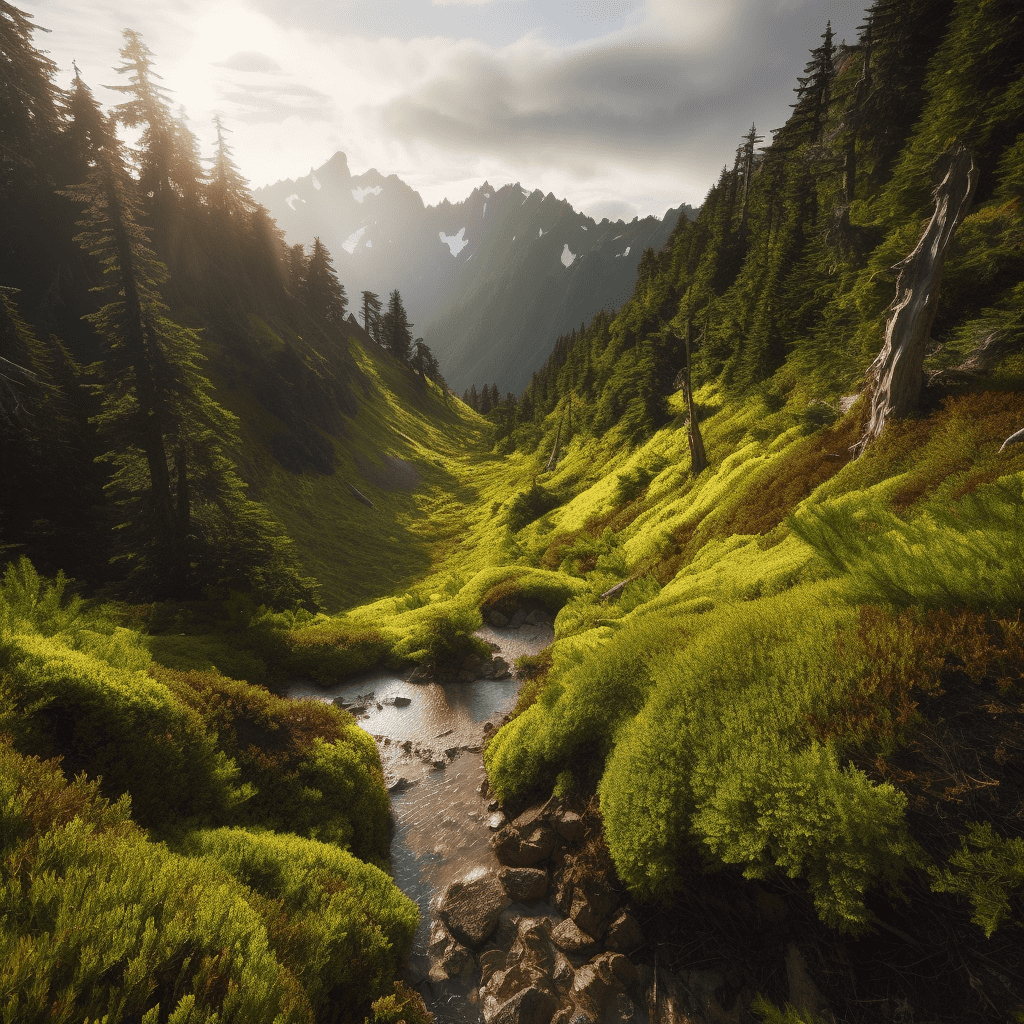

left=2, top=0, right=1024, bottom=1021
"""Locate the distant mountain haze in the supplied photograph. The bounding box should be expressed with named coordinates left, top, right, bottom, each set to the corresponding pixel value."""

left=255, top=152, right=697, bottom=394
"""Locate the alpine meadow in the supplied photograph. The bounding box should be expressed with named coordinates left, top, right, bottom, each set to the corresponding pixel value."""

left=2, top=2, right=1024, bottom=1023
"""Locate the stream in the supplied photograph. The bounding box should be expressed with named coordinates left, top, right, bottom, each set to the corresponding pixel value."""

left=287, top=620, right=555, bottom=1022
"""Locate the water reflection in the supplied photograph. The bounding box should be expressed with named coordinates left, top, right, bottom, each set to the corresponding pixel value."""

left=286, top=623, right=554, bottom=1024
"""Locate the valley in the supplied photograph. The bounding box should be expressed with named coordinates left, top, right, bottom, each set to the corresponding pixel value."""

left=2, top=1, right=1024, bottom=1023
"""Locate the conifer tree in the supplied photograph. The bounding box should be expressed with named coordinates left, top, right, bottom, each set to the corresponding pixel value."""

left=381, top=289, right=412, bottom=363
left=0, top=1, right=62, bottom=197
left=302, top=237, right=347, bottom=328
left=208, top=115, right=252, bottom=222
left=108, top=29, right=176, bottom=225
left=361, top=290, right=382, bottom=343
left=69, top=118, right=310, bottom=602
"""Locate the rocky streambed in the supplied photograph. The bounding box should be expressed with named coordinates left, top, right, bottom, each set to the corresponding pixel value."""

left=288, top=613, right=810, bottom=1024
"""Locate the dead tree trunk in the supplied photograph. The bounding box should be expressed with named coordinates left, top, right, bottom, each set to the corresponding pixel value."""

left=681, top=318, right=707, bottom=474
left=854, top=144, right=978, bottom=456
left=545, top=395, right=569, bottom=472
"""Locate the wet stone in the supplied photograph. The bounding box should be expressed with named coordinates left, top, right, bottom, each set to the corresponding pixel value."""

left=437, top=873, right=511, bottom=947
left=499, top=866, right=549, bottom=903
left=549, top=918, right=597, bottom=955
left=488, top=812, right=507, bottom=831
left=553, top=810, right=586, bottom=844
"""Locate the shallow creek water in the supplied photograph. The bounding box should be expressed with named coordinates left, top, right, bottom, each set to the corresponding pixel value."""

left=287, top=622, right=555, bottom=1023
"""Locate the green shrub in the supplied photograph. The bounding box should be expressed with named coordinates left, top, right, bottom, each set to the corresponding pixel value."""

left=484, top=617, right=667, bottom=802
left=930, top=823, right=1024, bottom=937
left=790, top=474, right=1024, bottom=612
left=155, top=667, right=391, bottom=865
left=0, top=740, right=312, bottom=1024
left=597, top=592, right=920, bottom=932
left=2, top=631, right=244, bottom=832
left=186, top=828, right=418, bottom=1019
left=507, top=481, right=561, bottom=531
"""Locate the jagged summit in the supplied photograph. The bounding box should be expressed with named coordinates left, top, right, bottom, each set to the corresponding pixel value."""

left=255, top=151, right=697, bottom=392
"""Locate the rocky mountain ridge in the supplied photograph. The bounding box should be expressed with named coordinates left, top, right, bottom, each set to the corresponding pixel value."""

left=255, top=152, right=696, bottom=393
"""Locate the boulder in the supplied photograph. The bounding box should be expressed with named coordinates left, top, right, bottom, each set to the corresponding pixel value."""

left=488, top=812, right=506, bottom=831
left=525, top=609, right=550, bottom=627
left=549, top=918, right=597, bottom=955
left=499, top=867, right=549, bottom=904
left=485, top=985, right=558, bottom=1024
left=552, top=809, right=586, bottom=844
left=437, top=873, right=511, bottom=947
left=569, top=875, right=621, bottom=939
left=510, top=608, right=528, bottom=628
left=492, top=821, right=556, bottom=867
left=388, top=695, right=412, bottom=707
left=387, top=776, right=414, bottom=793
left=489, top=610, right=510, bottom=627
left=605, top=911, right=644, bottom=954
left=427, top=919, right=474, bottom=984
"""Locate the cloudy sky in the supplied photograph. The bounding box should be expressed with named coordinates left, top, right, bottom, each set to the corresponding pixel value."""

left=35, top=0, right=870, bottom=221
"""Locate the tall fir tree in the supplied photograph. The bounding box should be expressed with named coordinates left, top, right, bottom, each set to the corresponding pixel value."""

left=361, top=290, right=382, bottom=344
left=68, top=118, right=310, bottom=602
left=381, top=288, right=412, bottom=363
left=302, top=237, right=347, bottom=328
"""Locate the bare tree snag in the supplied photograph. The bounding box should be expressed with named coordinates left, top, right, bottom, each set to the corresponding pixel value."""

left=545, top=393, right=570, bottom=472
left=999, top=427, right=1024, bottom=453
left=679, top=317, right=707, bottom=474
left=854, top=144, right=978, bottom=457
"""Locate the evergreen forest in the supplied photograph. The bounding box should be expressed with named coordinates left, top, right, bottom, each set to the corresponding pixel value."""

left=2, top=0, right=1024, bottom=1021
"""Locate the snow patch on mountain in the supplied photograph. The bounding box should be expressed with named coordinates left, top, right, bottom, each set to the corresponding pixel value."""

left=365, top=239, right=372, bottom=248
left=352, top=185, right=382, bottom=203
left=285, top=194, right=303, bottom=211
left=311, top=173, right=322, bottom=191
left=439, top=227, right=468, bottom=256
left=538, top=227, right=544, bottom=237
left=342, top=226, right=367, bottom=254
left=561, top=244, right=576, bottom=268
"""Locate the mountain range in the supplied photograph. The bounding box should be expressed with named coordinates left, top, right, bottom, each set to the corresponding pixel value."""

left=255, top=153, right=696, bottom=394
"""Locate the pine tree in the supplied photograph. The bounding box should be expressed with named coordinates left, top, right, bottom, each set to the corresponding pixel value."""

left=381, top=289, right=412, bottom=363
left=69, top=123, right=310, bottom=602
left=468, top=383, right=479, bottom=411
left=361, top=290, right=382, bottom=343
left=108, top=29, right=176, bottom=227
left=0, top=1, right=62, bottom=197
left=302, top=237, right=347, bottom=328
left=207, top=115, right=252, bottom=222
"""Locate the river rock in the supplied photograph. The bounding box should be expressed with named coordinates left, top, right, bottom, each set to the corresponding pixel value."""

left=488, top=812, right=507, bottom=831
left=549, top=918, right=597, bottom=955
left=387, top=776, right=414, bottom=793
left=552, top=809, right=586, bottom=844
left=437, top=873, right=511, bottom=947
left=499, top=866, right=549, bottom=903
left=485, top=985, right=559, bottom=1024
left=525, top=609, right=550, bottom=627
left=605, top=910, right=644, bottom=953
left=570, top=886, right=620, bottom=940
left=510, top=608, right=527, bottom=629
left=489, top=610, right=510, bottom=627
left=427, top=919, right=475, bottom=984
left=383, top=695, right=411, bottom=707
left=492, top=807, right=556, bottom=867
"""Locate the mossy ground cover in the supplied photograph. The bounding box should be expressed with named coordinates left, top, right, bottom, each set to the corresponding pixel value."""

left=4, top=335, right=1023, bottom=1021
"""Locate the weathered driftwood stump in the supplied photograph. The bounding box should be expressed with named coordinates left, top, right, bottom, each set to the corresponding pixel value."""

left=854, top=144, right=978, bottom=457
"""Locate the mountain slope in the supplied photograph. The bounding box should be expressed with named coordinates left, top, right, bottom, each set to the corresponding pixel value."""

left=255, top=155, right=694, bottom=393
